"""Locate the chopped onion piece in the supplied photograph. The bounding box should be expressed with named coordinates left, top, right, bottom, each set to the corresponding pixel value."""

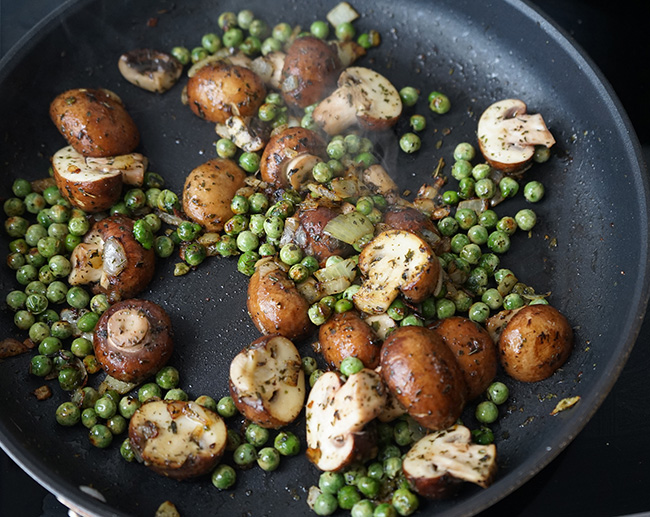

left=323, top=212, right=374, bottom=245
left=103, top=237, right=127, bottom=276
left=458, top=198, right=489, bottom=214
left=327, top=2, right=360, bottom=27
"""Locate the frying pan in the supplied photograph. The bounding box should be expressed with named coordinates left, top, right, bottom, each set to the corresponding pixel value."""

left=0, top=0, right=647, bottom=516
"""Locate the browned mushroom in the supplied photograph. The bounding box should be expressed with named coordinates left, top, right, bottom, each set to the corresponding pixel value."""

left=49, top=88, right=140, bottom=157
left=312, top=67, right=403, bottom=135
left=260, top=127, right=326, bottom=189
left=319, top=310, right=382, bottom=370
left=295, top=204, right=354, bottom=266
left=382, top=207, right=443, bottom=251
left=68, top=215, right=155, bottom=303
left=118, top=49, right=183, bottom=93
left=93, top=299, right=173, bottom=383
left=186, top=60, right=266, bottom=123
left=477, top=99, right=555, bottom=174
left=280, top=36, right=340, bottom=109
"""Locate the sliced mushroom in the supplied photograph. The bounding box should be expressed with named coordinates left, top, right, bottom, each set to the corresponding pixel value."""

left=402, top=425, right=497, bottom=499
left=312, top=67, right=403, bottom=135
left=260, top=127, right=326, bottom=189
left=306, top=369, right=386, bottom=471
left=353, top=230, right=440, bottom=314
left=52, top=146, right=147, bottom=212
left=281, top=36, right=340, bottom=109
left=129, top=399, right=227, bottom=480
left=118, top=49, right=183, bottom=93
left=477, top=99, right=555, bottom=174
left=186, top=60, right=266, bottom=124
left=69, top=215, right=155, bottom=302
left=229, top=334, right=305, bottom=429
left=498, top=304, right=573, bottom=382
left=215, top=115, right=270, bottom=153
left=93, top=299, right=173, bottom=383
left=361, top=164, right=400, bottom=204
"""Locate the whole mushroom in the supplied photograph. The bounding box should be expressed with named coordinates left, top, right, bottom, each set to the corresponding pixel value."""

left=93, top=299, right=173, bottom=384
left=295, top=204, right=354, bottom=266
left=68, top=215, right=155, bottom=303
left=319, top=310, right=382, bottom=370
left=477, top=98, right=555, bottom=174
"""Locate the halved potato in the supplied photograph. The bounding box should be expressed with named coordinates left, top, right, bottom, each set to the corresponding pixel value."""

left=229, top=334, right=305, bottom=429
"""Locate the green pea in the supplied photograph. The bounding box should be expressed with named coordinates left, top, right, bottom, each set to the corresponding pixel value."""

left=45, top=281, right=67, bottom=304
left=66, top=286, right=89, bottom=308
left=357, top=476, right=380, bottom=498
left=475, top=178, right=496, bottom=199
left=392, top=488, right=419, bottom=516
left=472, top=426, right=495, bottom=445
left=274, top=431, right=300, bottom=456
left=533, top=145, right=551, bottom=163
left=184, top=242, right=207, bottom=266
left=399, top=133, right=421, bottom=154
left=261, top=36, right=282, bottom=55
left=23, top=225, right=45, bottom=246
left=77, top=311, right=99, bottom=332
left=499, top=176, right=519, bottom=198
left=234, top=230, right=258, bottom=253
left=476, top=400, right=499, bottom=424
left=216, top=396, right=237, bottom=418
left=131, top=219, right=153, bottom=250
left=6, top=290, right=26, bottom=311
left=452, top=160, right=473, bottom=180
left=24, top=192, right=46, bottom=214
left=215, top=235, right=237, bottom=257
left=56, top=402, right=80, bottom=426
left=428, top=91, right=451, bottom=114
left=201, top=32, right=222, bottom=53
left=335, top=21, right=355, bottom=41
left=236, top=8, right=254, bottom=29
left=70, top=336, right=93, bottom=357
left=455, top=208, right=478, bottom=230
left=169, top=46, right=190, bottom=65
left=496, top=216, right=517, bottom=235
left=472, top=163, right=492, bottom=180
left=25, top=293, right=48, bottom=314
left=238, top=152, right=260, bottom=173
left=515, top=208, right=537, bottom=231
left=437, top=216, right=459, bottom=237
left=94, top=396, right=117, bottom=419
left=239, top=35, right=262, bottom=56
left=233, top=443, right=257, bottom=467
left=374, top=503, right=398, bottom=517
left=14, top=310, right=35, bottom=330
left=271, top=22, right=292, bottom=42
left=195, top=395, right=218, bottom=412
left=38, top=309, right=59, bottom=327
left=257, top=446, right=281, bottom=471
left=89, top=424, right=113, bottom=448
left=454, top=142, right=476, bottom=162
left=244, top=423, right=269, bottom=447
left=106, top=414, right=127, bottom=435
left=279, top=243, right=303, bottom=266
left=327, top=159, right=345, bottom=176
left=116, top=396, right=141, bottom=420
left=64, top=234, right=81, bottom=253
left=164, top=389, right=188, bottom=401
left=467, top=224, right=488, bottom=245
left=468, top=302, right=490, bottom=323
left=190, top=46, right=209, bottom=63
left=287, top=263, right=309, bottom=283
left=479, top=209, right=498, bottom=228
left=58, top=366, right=84, bottom=391
left=138, top=382, right=162, bottom=402
left=340, top=356, right=364, bottom=377
left=503, top=292, right=525, bottom=310
left=334, top=298, right=354, bottom=313
left=310, top=20, right=330, bottom=39
left=409, top=114, right=426, bottom=132
left=326, top=139, right=346, bottom=160
left=28, top=320, right=49, bottom=343
left=155, top=366, right=180, bottom=389
left=319, top=471, right=345, bottom=495
left=450, top=233, right=470, bottom=254
left=351, top=500, right=375, bottom=517
left=237, top=251, right=260, bottom=276
left=400, top=314, right=423, bottom=327
left=5, top=216, right=29, bottom=238
left=47, top=223, right=67, bottom=241
left=482, top=288, right=503, bottom=310
left=338, top=485, right=362, bottom=510
left=399, top=86, right=419, bottom=107
left=119, top=437, right=135, bottom=462
left=308, top=301, right=331, bottom=326
left=459, top=243, right=482, bottom=265
left=12, top=178, right=32, bottom=198
left=309, top=369, right=325, bottom=387
left=156, top=189, right=180, bottom=213
left=37, top=236, right=62, bottom=258
left=212, top=464, right=237, bottom=490
left=9, top=238, right=29, bottom=254
left=49, top=204, right=70, bottom=224
left=487, top=230, right=510, bottom=254
left=80, top=408, right=98, bottom=429
left=154, top=235, right=175, bottom=258
left=312, top=161, right=333, bottom=183
left=487, top=381, right=509, bottom=405
left=436, top=299, right=456, bottom=319
left=313, top=493, right=338, bottom=516
left=523, top=180, right=545, bottom=202
left=458, top=177, right=476, bottom=199
left=383, top=456, right=403, bottom=479
left=224, top=214, right=249, bottom=236
left=4, top=198, right=25, bottom=217
left=257, top=242, right=276, bottom=257
left=218, top=11, right=237, bottom=31
left=30, top=354, right=53, bottom=377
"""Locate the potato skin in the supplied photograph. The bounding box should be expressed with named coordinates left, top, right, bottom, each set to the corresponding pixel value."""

left=319, top=311, right=381, bottom=369
left=182, top=158, right=247, bottom=232
left=296, top=205, right=353, bottom=266
left=49, top=88, right=139, bottom=157
left=498, top=304, right=573, bottom=382
left=187, top=61, right=266, bottom=123
left=429, top=316, right=497, bottom=401
left=93, top=299, right=173, bottom=383
left=380, top=326, right=466, bottom=430
left=281, top=36, right=340, bottom=109
left=260, top=127, right=326, bottom=188
left=247, top=261, right=314, bottom=341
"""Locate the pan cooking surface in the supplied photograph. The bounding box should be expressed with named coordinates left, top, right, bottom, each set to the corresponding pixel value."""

left=0, top=1, right=647, bottom=516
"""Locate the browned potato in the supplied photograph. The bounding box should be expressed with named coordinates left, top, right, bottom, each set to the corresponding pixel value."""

left=296, top=204, right=353, bottom=266
left=380, top=326, right=467, bottom=430
left=429, top=316, right=497, bottom=401
left=498, top=304, right=573, bottom=382
left=319, top=311, right=381, bottom=370
left=68, top=215, right=155, bottom=303
left=260, top=127, right=326, bottom=189
left=229, top=334, right=305, bottom=429
left=129, top=399, right=227, bottom=480
left=49, top=88, right=139, bottom=157
left=182, top=158, right=247, bottom=232
left=93, top=299, right=173, bottom=383
left=186, top=61, right=266, bottom=124
left=281, top=36, right=340, bottom=109
left=247, top=259, right=314, bottom=341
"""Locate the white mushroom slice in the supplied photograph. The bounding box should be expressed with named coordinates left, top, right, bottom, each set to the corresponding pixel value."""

left=477, top=99, right=555, bottom=174
left=118, top=49, right=183, bottom=93
left=403, top=425, right=497, bottom=499
left=251, top=52, right=286, bottom=89
left=68, top=241, right=103, bottom=285
left=229, top=335, right=305, bottom=428
left=285, top=154, right=324, bottom=190
left=215, top=115, right=268, bottom=152
left=353, top=230, right=440, bottom=314
left=106, top=308, right=150, bottom=348
left=85, top=153, right=148, bottom=186
left=313, top=67, right=402, bottom=135
left=306, top=369, right=386, bottom=471
left=129, top=400, right=227, bottom=480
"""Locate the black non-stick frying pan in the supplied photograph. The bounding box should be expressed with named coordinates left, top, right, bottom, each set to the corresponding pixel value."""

left=0, top=0, right=647, bottom=516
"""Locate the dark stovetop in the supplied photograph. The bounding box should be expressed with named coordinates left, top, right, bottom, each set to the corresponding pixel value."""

left=0, top=1, right=649, bottom=516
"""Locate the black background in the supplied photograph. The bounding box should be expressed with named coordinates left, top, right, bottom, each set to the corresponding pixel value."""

left=0, top=1, right=648, bottom=516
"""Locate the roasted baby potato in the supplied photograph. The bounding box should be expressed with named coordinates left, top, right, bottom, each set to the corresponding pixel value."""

left=247, top=259, right=314, bottom=341
left=429, top=316, right=497, bottom=401
left=229, top=334, right=305, bottom=429
left=49, top=88, right=140, bottom=157
left=319, top=310, right=381, bottom=370
left=380, top=326, right=467, bottom=430
left=182, top=158, right=247, bottom=232
left=498, top=304, right=573, bottom=382
left=93, top=299, right=173, bottom=383
left=129, top=399, right=227, bottom=480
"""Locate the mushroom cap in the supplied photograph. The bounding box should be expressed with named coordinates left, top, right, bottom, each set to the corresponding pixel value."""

left=498, top=304, right=573, bottom=382
left=186, top=60, right=266, bottom=123
left=281, top=36, right=340, bottom=109
left=319, top=310, right=382, bottom=370
left=477, top=98, right=555, bottom=174
left=260, top=126, right=326, bottom=189
left=93, top=298, right=173, bottom=383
